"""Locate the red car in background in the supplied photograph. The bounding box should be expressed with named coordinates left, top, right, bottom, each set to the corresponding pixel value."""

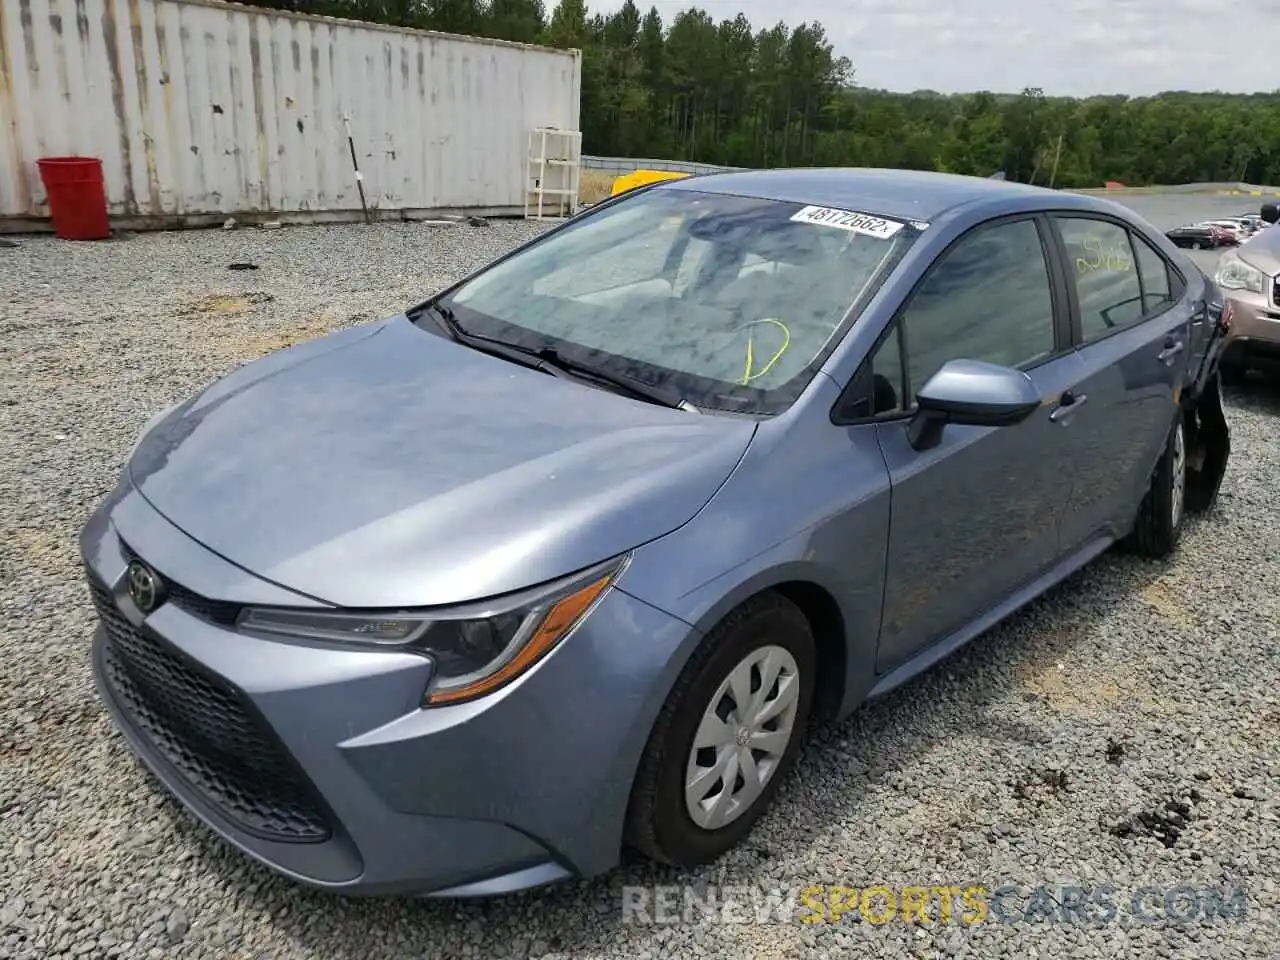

left=1203, top=220, right=1247, bottom=245
left=1206, top=224, right=1237, bottom=246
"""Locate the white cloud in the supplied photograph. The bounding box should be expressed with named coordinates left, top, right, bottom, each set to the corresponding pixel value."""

left=588, top=0, right=1279, bottom=96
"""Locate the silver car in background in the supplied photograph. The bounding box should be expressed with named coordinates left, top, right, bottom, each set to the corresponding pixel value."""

left=1216, top=203, right=1280, bottom=382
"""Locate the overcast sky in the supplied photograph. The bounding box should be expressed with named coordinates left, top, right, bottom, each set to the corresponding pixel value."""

left=590, top=0, right=1278, bottom=97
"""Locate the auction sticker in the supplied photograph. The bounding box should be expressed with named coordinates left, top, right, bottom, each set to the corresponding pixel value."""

left=790, top=205, right=905, bottom=238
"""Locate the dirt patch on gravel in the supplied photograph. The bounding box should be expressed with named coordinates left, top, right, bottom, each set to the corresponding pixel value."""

left=180, top=292, right=276, bottom=315
left=1137, top=579, right=1199, bottom=629
left=5, top=528, right=77, bottom=574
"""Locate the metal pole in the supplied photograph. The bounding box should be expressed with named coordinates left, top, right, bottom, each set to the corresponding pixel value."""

left=1049, top=132, right=1064, bottom=189
left=343, top=115, right=372, bottom=224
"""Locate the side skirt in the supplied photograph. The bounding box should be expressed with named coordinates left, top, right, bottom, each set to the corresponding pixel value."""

left=862, top=534, right=1114, bottom=703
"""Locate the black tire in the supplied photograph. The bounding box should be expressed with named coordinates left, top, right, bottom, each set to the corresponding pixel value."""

left=624, top=592, right=816, bottom=867
left=1125, top=410, right=1187, bottom=558
left=1191, top=240, right=1202, bottom=250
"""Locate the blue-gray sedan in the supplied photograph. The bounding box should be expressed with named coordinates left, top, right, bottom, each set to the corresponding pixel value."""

left=81, top=168, right=1232, bottom=897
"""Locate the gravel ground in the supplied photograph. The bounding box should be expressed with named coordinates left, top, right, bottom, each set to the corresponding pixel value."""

left=1, top=220, right=1278, bottom=960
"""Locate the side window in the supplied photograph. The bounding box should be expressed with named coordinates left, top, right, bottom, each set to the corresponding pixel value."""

left=839, top=324, right=905, bottom=420
left=1131, top=233, right=1175, bottom=312
left=872, top=324, right=905, bottom=413
left=902, top=218, right=1057, bottom=398
left=1055, top=216, right=1145, bottom=341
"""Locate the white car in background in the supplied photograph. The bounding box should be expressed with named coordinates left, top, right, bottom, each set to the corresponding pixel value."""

left=1235, top=214, right=1271, bottom=240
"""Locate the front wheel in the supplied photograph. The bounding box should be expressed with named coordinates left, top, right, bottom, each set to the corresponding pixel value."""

left=1125, top=411, right=1187, bottom=557
left=624, top=592, right=815, bottom=867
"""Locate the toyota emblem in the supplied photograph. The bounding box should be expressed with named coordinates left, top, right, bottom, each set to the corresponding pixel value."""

left=126, top=561, right=162, bottom=614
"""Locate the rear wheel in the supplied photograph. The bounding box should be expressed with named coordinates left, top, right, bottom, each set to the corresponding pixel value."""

left=624, top=592, right=815, bottom=866
left=1191, top=240, right=1203, bottom=250
left=1125, top=411, right=1187, bottom=558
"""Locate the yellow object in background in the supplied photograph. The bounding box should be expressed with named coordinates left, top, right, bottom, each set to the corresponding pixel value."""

left=610, top=169, right=691, bottom=196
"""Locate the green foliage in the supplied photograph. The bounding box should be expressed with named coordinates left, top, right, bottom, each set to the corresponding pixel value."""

left=240, top=0, right=1280, bottom=187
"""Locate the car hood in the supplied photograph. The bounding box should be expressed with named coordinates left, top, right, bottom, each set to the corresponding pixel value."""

left=129, top=315, right=757, bottom=608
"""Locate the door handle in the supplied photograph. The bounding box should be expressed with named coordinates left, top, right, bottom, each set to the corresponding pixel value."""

left=1158, top=339, right=1185, bottom=363
left=1049, top=391, right=1088, bottom=423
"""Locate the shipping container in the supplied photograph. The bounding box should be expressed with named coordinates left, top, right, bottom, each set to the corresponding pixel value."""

left=0, top=0, right=581, bottom=229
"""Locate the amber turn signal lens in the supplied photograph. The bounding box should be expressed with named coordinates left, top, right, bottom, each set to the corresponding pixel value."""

left=426, top=572, right=615, bottom=705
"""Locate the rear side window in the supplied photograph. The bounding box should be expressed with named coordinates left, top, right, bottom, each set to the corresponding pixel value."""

left=1131, top=233, right=1175, bottom=312
left=1055, top=217, right=1145, bottom=342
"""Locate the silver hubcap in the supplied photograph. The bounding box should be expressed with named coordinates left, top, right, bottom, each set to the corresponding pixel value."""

left=1170, top=420, right=1186, bottom=529
left=684, top=645, right=800, bottom=830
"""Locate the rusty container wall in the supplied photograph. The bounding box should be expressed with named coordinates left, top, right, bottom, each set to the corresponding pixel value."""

left=0, top=0, right=581, bottom=227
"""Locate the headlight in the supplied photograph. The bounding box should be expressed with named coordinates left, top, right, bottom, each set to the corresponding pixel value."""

left=236, top=555, right=628, bottom=706
left=1215, top=258, right=1266, bottom=294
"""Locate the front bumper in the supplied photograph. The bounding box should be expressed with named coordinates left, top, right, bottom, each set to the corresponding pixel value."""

left=82, top=482, right=696, bottom=896
left=1222, top=291, right=1280, bottom=367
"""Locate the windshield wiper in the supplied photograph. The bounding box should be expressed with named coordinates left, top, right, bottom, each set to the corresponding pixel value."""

left=419, top=302, right=569, bottom=379
left=528, top=346, right=694, bottom=411
left=422, top=301, right=467, bottom=341
left=419, top=302, right=695, bottom=412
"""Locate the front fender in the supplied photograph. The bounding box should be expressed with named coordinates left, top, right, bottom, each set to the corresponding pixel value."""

left=621, top=522, right=886, bottom=722
left=620, top=378, right=894, bottom=721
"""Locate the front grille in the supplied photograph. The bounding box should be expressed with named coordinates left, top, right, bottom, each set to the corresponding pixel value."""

left=1271, top=276, right=1280, bottom=309
left=164, top=581, right=243, bottom=626
left=118, top=541, right=242, bottom=626
left=90, top=580, right=332, bottom=843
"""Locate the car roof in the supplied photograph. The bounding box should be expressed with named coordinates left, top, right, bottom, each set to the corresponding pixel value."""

left=658, top=167, right=1065, bottom=222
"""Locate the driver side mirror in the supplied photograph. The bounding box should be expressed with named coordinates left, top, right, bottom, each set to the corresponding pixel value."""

left=906, top=358, right=1043, bottom=450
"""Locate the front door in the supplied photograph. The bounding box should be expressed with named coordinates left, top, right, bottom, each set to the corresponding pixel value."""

left=867, top=216, right=1083, bottom=674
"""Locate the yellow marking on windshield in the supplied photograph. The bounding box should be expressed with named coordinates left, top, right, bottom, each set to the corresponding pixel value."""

left=738, top=319, right=792, bottom=385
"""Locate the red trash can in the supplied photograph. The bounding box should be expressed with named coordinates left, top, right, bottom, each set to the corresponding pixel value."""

left=37, top=156, right=111, bottom=240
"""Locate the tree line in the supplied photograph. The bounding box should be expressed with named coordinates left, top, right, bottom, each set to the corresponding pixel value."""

left=247, top=0, right=1280, bottom=187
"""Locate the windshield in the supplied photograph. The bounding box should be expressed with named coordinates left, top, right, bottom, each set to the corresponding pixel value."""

left=440, top=186, right=916, bottom=414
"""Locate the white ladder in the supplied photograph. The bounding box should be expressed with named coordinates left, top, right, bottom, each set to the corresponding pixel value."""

left=525, top=127, right=582, bottom=220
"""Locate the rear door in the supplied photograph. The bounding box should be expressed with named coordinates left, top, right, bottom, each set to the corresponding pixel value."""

left=1046, top=214, right=1193, bottom=551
